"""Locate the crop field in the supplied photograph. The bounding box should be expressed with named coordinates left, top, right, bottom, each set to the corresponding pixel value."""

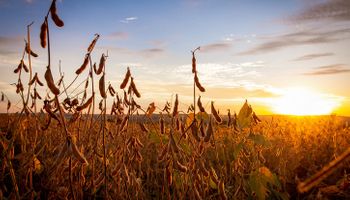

left=1, top=112, right=350, bottom=199
left=1, top=0, right=350, bottom=200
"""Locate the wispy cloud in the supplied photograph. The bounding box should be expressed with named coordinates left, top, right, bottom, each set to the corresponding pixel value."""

left=120, top=16, right=138, bottom=24
left=303, top=64, right=350, bottom=75
left=200, top=42, right=231, bottom=53
left=172, top=62, right=260, bottom=87
left=289, top=0, right=350, bottom=23
left=0, top=35, right=22, bottom=46
left=106, top=31, right=129, bottom=40
left=238, top=27, right=350, bottom=55
left=139, top=48, right=164, bottom=58
left=98, top=46, right=164, bottom=58
left=293, top=52, right=334, bottom=61
left=238, top=61, right=265, bottom=67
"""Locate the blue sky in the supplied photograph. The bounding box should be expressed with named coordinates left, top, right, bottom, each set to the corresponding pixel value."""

left=0, top=0, right=349, bottom=115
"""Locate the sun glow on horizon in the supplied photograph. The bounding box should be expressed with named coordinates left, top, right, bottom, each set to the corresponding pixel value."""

left=271, top=88, right=341, bottom=116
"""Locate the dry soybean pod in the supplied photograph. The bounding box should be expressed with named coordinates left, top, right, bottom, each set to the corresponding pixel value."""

left=50, top=0, right=64, bottom=27
left=44, top=66, right=60, bottom=95
left=172, top=94, right=178, bottom=117
left=211, top=101, right=222, bottom=124
left=204, top=119, right=213, bottom=142
left=99, top=73, right=107, bottom=98
left=120, top=67, right=131, bottom=89
left=130, top=77, right=141, bottom=98
left=87, top=34, right=99, bottom=53
left=194, top=73, right=205, bottom=92
left=40, top=20, right=48, bottom=48
left=75, top=55, right=89, bottom=75
left=76, top=95, right=93, bottom=112
left=197, top=96, right=205, bottom=112
left=96, top=54, right=105, bottom=75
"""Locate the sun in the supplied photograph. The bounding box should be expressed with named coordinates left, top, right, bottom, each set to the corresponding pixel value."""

left=271, top=88, right=340, bottom=116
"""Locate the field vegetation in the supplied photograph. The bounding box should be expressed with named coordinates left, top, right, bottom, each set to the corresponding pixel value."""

left=1, top=1, right=350, bottom=199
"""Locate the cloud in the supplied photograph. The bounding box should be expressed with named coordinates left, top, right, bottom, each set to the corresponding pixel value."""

left=139, top=48, right=164, bottom=58
left=172, top=62, right=261, bottom=87
left=238, top=61, right=265, bottom=67
left=0, top=49, right=17, bottom=56
left=98, top=46, right=164, bottom=58
left=293, top=52, right=334, bottom=61
left=137, top=80, right=279, bottom=107
left=200, top=42, right=231, bottom=53
left=120, top=16, right=138, bottom=24
left=238, top=27, right=350, bottom=55
left=106, top=32, right=129, bottom=40
left=303, top=64, right=350, bottom=75
left=289, top=0, right=350, bottom=22
left=0, top=36, right=22, bottom=46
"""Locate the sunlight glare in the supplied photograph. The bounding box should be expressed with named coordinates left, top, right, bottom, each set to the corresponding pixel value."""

left=272, top=88, right=340, bottom=115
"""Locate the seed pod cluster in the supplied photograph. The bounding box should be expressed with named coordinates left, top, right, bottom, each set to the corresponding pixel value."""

left=34, top=88, right=42, bottom=100
left=16, top=81, right=24, bottom=94
left=40, top=20, right=48, bottom=48
left=14, top=60, right=29, bottom=73
left=44, top=67, right=60, bottom=95
left=120, top=67, right=131, bottom=89
left=50, top=0, right=64, bottom=27
left=211, top=101, right=222, bottom=124
left=29, top=73, right=44, bottom=86
left=75, top=54, right=89, bottom=75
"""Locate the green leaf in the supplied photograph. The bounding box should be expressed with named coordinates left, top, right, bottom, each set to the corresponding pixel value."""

left=249, top=171, right=268, bottom=200
left=237, top=100, right=253, bottom=129
left=233, top=142, right=244, bottom=160
left=209, top=177, right=218, bottom=189
left=248, top=133, right=271, bottom=147
left=186, top=112, right=209, bottom=127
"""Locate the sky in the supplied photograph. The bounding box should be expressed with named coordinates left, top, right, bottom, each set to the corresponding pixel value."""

left=0, top=0, right=349, bottom=116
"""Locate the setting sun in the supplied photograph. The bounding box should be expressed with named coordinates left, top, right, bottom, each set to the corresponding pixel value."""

left=272, top=88, right=341, bottom=116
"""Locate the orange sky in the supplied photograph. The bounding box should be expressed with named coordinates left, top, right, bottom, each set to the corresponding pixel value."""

left=0, top=0, right=349, bottom=116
